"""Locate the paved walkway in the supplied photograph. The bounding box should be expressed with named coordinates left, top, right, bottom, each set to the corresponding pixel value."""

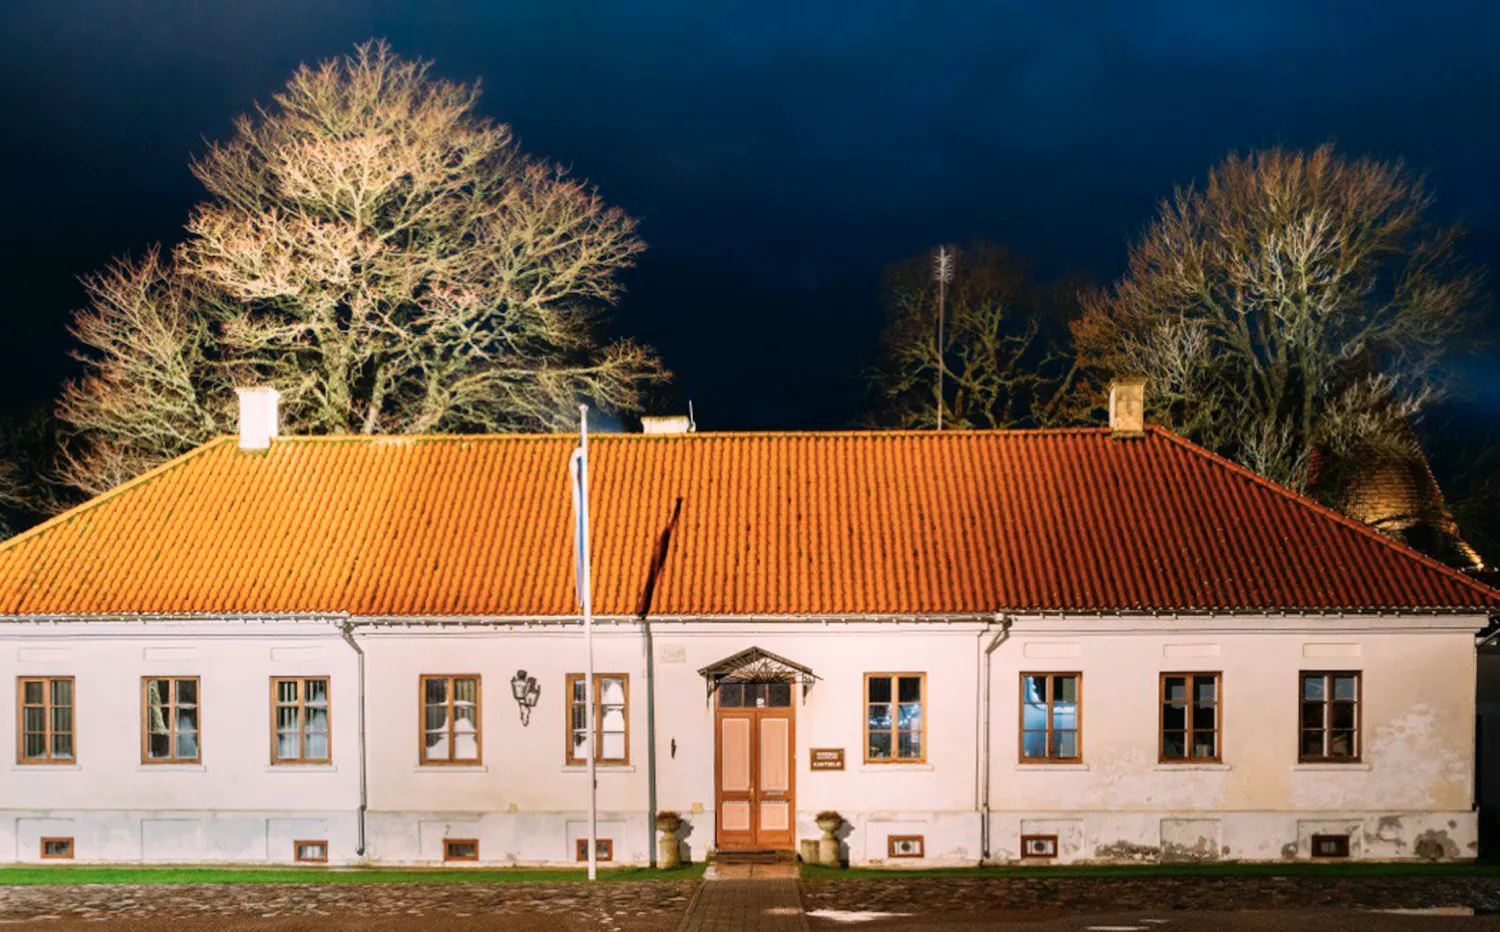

left=677, top=878, right=809, bottom=932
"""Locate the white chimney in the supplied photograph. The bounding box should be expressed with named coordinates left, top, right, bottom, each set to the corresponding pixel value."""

left=1108, top=377, right=1146, bottom=437
left=640, top=415, right=694, bottom=435
left=236, top=387, right=280, bottom=451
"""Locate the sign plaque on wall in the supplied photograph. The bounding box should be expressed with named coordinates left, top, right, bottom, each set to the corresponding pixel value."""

left=809, top=748, right=845, bottom=771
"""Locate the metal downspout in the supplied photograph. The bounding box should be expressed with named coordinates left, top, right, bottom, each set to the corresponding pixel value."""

left=644, top=621, right=658, bottom=867
left=980, top=615, right=1013, bottom=863
left=339, top=622, right=368, bottom=858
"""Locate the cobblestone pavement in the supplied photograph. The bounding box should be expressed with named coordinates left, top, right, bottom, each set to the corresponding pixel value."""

left=0, top=881, right=694, bottom=930
left=800, top=874, right=1500, bottom=916
left=679, top=880, right=808, bottom=932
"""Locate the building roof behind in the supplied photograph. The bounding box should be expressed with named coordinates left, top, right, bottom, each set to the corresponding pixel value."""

left=0, top=427, right=1494, bottom=618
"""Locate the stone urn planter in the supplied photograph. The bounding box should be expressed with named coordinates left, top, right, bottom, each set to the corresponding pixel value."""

left=655, top=811, right=683, bottom=869
left=815, top=810, right=843, bottom=867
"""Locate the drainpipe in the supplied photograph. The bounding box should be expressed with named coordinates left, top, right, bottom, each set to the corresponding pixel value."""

left=339, top=621, right=368, bottom=859
left=979, top=615, right=1013, bottom=864
left=644, top=620, right=658, bottom=867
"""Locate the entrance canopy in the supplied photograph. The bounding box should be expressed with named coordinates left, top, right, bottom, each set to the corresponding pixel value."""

left=696, top=646, right=819, bottom=701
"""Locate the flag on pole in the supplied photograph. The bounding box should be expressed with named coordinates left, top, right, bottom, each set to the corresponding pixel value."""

left=569, top=406, right=599, bottom=881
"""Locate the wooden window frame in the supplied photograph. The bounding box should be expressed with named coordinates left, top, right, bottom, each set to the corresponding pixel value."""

left=270, top=677, right=332, bottom=765
left=863, top=672, right=927, bottom=765
left=39, top=837, right=74, bottom=860
left=443, top=838, right=479, bottom=862
left=1299, top=671, right=1362, bottom=764
left=293, top=840, right=328, bottom=864
left=17, top=676, right=76, bottom=765
left=887, top=835, right=925, bottom=859
left=419, top=675, right=482, bottom=766
left=564, top=673, right=631, bottom=766
left=1159, top=672, right=1222, bottom=764
left=140, top=676, right=201, bottom=765
left=1018, top=672, right=1082, bottom=763
left=575, top=838, right=614, bottom=862
left=1310, top=834, right=1350, bottom=859
left=1020, top=834, right=1059, bottom=859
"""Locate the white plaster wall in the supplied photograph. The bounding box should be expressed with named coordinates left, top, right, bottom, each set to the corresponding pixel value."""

left=985, top=619, right=1482, bottom=861
left=0, top=623, right=359, bottom=813
left=359, top=621, right=982, bottom=864
left=0, top=614, right=1483, bottom=865
left=0, top=622, right=360, bottom=863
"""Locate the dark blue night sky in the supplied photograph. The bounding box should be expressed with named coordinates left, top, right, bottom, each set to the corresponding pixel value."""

left=2, top=0, right=1497, bottom=429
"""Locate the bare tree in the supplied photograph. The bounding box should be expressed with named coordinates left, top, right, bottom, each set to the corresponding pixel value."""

left=1071, top=144, right=1481, bottom=492
left=56, top=249, right=230, bottom=498
left=56, top=41, right=666, bottom=497
left=865, top=242, right=1078, bottom=430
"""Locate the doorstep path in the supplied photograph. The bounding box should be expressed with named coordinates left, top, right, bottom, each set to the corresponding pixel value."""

left=677, top=867, right=808, bottom=932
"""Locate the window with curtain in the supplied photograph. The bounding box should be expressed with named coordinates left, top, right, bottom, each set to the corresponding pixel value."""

left=142, top=677, right=200, bottom=763
left=421, top=675, right=481, bottom=764
left=1161, top=672, right=1220, bottom=762
left=272, top=677, right=331, bottom=764
left=1020, top=673, right=1080, bottom=762
left=865, top=673, right=925, bottom=763
left=18, top=677, right=75, bottom=764
left=566, top=674, right=628, bottom=764
left=1300, top=671, right=1361, bottom=762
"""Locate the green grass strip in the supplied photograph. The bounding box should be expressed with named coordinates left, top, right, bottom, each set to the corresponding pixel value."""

left=800, top=861, right=1500, bottom=881
left=0, top=862, right=706, bottom=886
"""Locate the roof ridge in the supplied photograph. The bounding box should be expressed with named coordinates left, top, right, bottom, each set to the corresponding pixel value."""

left=1147, top=426, right=1500, bottom=604
left=0, top=437, right=236, bottom=557
left=261, top=426, right=1115, bottom=443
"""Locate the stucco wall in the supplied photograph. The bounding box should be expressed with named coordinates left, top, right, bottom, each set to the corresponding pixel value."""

left=0, top=614, right=1483, bottom=865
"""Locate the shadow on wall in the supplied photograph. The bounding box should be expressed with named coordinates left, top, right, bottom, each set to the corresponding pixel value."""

left=676, top=818, right=697, bottom=864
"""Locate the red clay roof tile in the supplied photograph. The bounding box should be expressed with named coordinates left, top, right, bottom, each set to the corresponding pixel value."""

left=0, top=427, right=1494, bottom=617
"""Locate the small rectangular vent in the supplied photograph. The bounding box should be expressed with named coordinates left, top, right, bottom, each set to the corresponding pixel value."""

left=576, top=838, right=614, bottom=862
left=444, top=839, right=479, bottom=862
left=1311, top=834, right=1350, bottom=858
left=887, top=835, right=924, bottom=859
left=40, top=837, right=74, bottom=860
left=294, top=840, right=328, bottom=863
left=1021, top=834, right=1059, bottom=859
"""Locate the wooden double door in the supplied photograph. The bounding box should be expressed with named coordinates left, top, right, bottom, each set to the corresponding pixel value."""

left=714, top=680, right=795, bottom=851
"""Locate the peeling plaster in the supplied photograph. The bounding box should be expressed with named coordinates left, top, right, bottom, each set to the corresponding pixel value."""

left=1414, top=830, right=1459, bottom=861
left=1093, top=840, right=1160, bottom=862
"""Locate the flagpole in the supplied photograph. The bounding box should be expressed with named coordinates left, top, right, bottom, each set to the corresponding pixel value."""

left=578, top=404, right=599, bottom=881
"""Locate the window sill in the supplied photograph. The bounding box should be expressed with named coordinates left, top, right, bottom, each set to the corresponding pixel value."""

left=1154, top=763, right=1230, bottom=772
left=561, top=765, right=635, bottom=773
left=266, top=764, right=337, bottom=773
left=136, top=764, right=206, bottom=773
left=1293, top=762, right=1372, bottom=772
left=413, top=765, right=488, bottom=773
left=1015, top=763, right=1089, bottom=772
left=12, top=763, right=80, bottom=772
left=858, top=763, right=934, bottom=772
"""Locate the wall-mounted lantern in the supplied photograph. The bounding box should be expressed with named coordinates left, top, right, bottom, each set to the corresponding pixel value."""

left=511, top=670, right=541, bottom=726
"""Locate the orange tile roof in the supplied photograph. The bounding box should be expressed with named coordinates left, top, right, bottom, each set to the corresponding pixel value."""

left=0, top=428, right=1494, bottom=618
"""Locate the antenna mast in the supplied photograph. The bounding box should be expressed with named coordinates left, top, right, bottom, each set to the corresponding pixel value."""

left=933, top=246, right=954, bottom=430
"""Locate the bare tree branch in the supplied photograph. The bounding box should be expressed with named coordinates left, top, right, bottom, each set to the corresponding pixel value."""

left=865, top=242, right=1078, bottom=430
left=1069, top=144, right=1482, bottom=493
left=55, top=41, right=668, bottom=497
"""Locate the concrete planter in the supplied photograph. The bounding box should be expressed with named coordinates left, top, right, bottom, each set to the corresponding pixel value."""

left=655, top=812, right=683, bottom=869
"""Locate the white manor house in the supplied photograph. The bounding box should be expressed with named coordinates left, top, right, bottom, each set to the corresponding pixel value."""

left=0, top=384, right=1495, bottom=867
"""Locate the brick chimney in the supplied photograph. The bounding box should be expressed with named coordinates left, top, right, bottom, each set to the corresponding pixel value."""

left=1108, top=378, right=1146, bottom=437
left=235, top=387, right=280, bottom=451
